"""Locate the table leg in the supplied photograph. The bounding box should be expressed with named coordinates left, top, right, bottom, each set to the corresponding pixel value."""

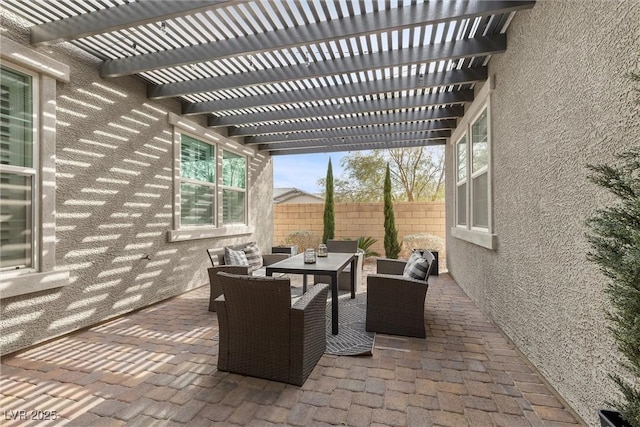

left=303, top=274, right=308, bottom=294
left=350, top=257, right=356, bottom=299
left=331, top=272, right=338, bottom=335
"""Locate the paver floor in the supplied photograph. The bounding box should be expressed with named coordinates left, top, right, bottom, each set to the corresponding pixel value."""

left=0, top=264, right=584, bottom=426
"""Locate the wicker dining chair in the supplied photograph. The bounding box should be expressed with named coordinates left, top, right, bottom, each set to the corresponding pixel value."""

left=214, top=272, right=329, bottom=386
left=365, top=250, right=435, bottom=338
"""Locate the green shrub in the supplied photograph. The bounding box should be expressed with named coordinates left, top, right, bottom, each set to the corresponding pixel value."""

left=586, top=146, right=640, bottom=427
left=285, top=230, right=320, bottom=252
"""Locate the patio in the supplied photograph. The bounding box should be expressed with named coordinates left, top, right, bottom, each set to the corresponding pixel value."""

left=1, top=264, right=583, bottom=426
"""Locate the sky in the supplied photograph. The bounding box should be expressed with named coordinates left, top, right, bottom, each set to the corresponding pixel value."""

left=273, top=152, right=351, bottom=194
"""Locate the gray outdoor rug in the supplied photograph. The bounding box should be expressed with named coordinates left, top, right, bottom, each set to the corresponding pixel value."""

left=325, top=292, right=375, bottom=356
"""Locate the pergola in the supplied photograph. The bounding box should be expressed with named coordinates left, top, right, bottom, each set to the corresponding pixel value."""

left=3, top=0, right=535, bottom=155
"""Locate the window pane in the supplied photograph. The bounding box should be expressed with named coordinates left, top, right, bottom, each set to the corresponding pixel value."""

left=222, top=150, right=246, bottom=188
left=223, top=189, right=245, bottom=224
left=180, top=183, right=214, bottom=226
left=457, top=183, right=466, bottom=226
left=472, top=172, right=489, bottom=228
left=472, top=108, right=488, bottom=173
left=0, top=173, right=32, bottom=269
left=181, top=134, right=214, bottom=183
left=0, top=66, right=33, bottom=168
left=457, top=136, right=467, bottom=182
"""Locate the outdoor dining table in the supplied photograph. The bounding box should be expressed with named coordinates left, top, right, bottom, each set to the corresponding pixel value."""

left=266, top=252, right=356, bottom=335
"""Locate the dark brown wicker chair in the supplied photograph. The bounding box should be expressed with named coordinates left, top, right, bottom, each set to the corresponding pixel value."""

left=214, top=272, right=329, bottom=386
left=365, top=250, right=435, bottom=338
left=207, top=243, right=289, bottom=311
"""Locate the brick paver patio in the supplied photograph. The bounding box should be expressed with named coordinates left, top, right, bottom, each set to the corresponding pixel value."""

left=0, top=265, right=584, bottom=426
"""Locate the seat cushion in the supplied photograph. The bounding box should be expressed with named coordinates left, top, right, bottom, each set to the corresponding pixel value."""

left=243, top=242, right=263, bottom=273
left=403, top=251, right=430, bottom=281
left=225, top=246, right=249, bottom=266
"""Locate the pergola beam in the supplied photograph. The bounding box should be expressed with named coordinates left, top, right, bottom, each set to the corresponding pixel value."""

left=188, top=86, right=473, bottom=116
left=30, top=1, right=234, bottom=46
left=232, top=106, right=464, bottom=137
left=181, top=38, right=495, bottom=116
left=266, top=139, right=447, bottom=156
left=248, top=122, right=454, bottom=145
left=207, top=91, right=473, bottom=127
left=257, top=130, right=451, bottom=147
left=262, top=132, right=448, bottom=151
left=170, top=38, right=496, bottom=107
left=148, top=40, right=490, bottom=99
left=183, top=65, right=487, bottom=116
left=100, top=1, right=532, bottom=77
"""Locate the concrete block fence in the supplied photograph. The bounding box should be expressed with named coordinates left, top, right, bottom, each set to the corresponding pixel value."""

left=274, top=202, right=445, bottom=258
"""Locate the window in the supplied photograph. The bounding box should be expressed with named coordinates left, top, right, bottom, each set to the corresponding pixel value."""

left=167, top=113, right=254, bottom=242
left=455, top=135, right=467, bottom=226
left=451, top=78, right=496, bottom=249
left=0, top=37, right=70, bottom=298
left=471, top=108, right=489, bottom=228
left=0, top=66, right=35, bottom=271
left=222, top=150, right=246, bottom=224
left=180, top=134, right=215, bottom=226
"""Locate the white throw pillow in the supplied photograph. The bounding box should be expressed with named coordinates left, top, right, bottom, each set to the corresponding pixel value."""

left=224, top=247, right=249, bottom=266
left=402, top=251, right=430, bottom=281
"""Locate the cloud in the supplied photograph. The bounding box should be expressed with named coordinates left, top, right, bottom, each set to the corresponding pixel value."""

left=273, top=153, right=346, bottom=194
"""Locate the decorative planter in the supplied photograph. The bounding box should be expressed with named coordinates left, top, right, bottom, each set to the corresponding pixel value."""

left=598, top=409, right=631, bottom=427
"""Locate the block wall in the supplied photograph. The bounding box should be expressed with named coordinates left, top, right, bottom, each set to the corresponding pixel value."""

left=274, top=202, right=445, bottom=256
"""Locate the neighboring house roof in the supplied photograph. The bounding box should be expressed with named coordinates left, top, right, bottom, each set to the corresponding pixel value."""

left=274, top=188, right=324, bottom=204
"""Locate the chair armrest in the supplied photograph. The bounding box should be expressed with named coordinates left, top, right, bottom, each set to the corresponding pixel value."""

left=263, top=253, right=289, bottom=266
left=367, top=273, right=428, bottom=288
left=209, top=265, right=250, bottom=275
left=213, top=294, right=230, bottom=371
left=376, top=258, right=406, bottom=275
left=291, top=282, right=329, bottom=311
left=208, top=266, right=250, bottom=311
left=289, top=283, right=329, bottom=386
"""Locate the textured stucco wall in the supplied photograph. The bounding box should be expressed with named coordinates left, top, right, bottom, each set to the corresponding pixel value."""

left=445, top=2, right=639, bottom=425
left=0, top=18, right=274, bottom=355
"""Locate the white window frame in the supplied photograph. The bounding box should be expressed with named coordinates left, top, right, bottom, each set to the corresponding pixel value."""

left=450, top=77, right=497, bottom=250
left=0, top=37, right=70, bottom=299
left=455, top=134, right=467, bottom=227
left=167, top=113, right=254, bottom=242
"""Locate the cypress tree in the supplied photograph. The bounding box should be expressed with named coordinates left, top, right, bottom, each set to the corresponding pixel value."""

left=322, top=158, right=335, bottom=244
left=383, top=163, right=401, bottom=258
left=586, top=146, right=640, bottom=427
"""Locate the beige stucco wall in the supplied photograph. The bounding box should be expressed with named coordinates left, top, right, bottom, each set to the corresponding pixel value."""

left=445, top=2, right=639, bottom=425
left=0, top=18, right=274, bottom=355
left=275, top=201, right=445, bottom=257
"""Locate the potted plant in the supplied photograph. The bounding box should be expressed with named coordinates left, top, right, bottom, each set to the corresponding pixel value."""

left=586, top=146, right=640, bottom=427
left=356, top=236, right=380, bottom=258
